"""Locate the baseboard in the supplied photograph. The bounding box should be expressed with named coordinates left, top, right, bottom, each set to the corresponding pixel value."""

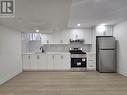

left=87, top=67, right=96, bottom=70
left=0, top=70, right=22, bottom=85
left=118, top=71, right=127, bottom=77
left=23, top=69, right=71, bottom=72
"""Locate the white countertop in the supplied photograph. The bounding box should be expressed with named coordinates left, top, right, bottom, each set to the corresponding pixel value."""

left=23, top=52, right=70, bottom=55
left=23, top=52, right=95, bottom=55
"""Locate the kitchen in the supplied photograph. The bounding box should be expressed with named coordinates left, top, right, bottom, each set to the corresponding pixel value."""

left=0, top=0, right=127, bottom=95
left=22, top=28, right=95, bottom=71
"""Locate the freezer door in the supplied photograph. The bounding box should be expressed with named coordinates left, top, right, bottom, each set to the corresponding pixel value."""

left=99, top=50, right=116, bottom=72
left=98, top=37, right=115, bottom=49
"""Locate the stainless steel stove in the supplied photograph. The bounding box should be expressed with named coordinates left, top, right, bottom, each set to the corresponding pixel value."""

left=69, top=48, right=87, bottom=71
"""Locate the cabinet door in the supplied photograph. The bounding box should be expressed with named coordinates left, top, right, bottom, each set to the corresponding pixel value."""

left=53, top=32, right=63, bottom=44
left=47, top=55, right=54, bottom=70
left=47, top=34, right=53, bottom=44
left=41, top=34, right=48, bottom=44
left=30, top=55, right=38, bottom=70
left=23, top=55, right=31, bottom=70
left=69, top=29, right=92, bottom=44
left=96, top=26, right=113, bottom=36
left=54, top=55, right=63, bottom=70
left=87, top=53, right=96, bottom=69
left=41, top=34, right=53, bottom=44
left=37, top=54, right=48, bottom=70
left=83, top=30, right=92, bottom=44
left=62, top=54, right=70, bottom=70
left=61, top=30, right=70, bottom=44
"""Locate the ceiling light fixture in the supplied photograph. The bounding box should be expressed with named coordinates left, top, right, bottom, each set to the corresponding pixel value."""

left=36, top=29, right=39, bottom=33
left=77, top=24, right=81, bottom=27
left=96, top=25, right=106, bottom=32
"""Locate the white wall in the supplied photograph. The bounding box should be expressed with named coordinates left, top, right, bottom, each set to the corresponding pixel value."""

left=0, top=26, right=22, bottom=85
left=114, top=21, right=127, bottom=76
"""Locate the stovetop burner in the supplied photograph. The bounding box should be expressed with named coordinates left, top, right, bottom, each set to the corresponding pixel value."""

left=69, top=50, right=86, bottom=54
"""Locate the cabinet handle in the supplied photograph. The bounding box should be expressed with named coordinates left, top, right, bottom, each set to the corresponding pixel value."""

left=28, top=55, right=30, bottom=60
left=52, top=55, right=54, bottom=59
left=47, top=40, right=49, bottom=44
left=60, top=40, right=63, bottom=43
left=61, top=56, right=63, bottom=59
left=37, top=55, right=40, bottom=59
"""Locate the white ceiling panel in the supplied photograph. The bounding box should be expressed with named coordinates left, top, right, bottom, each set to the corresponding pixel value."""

left=0, top=0, right=72, bottom=33
left=68, top=0, right=127, bottom=28
left=1, top=0, right=127, bottom=32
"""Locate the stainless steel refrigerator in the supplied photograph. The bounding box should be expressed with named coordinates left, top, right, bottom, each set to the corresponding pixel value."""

left=96, top=36, right=116, bottom=72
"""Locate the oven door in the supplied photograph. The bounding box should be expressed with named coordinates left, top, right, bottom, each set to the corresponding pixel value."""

left=71, top=58, right=86, bottom=68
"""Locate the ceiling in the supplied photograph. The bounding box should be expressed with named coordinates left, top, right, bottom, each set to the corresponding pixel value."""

left=1, top=0, right=127, bottom=32
left=68, top=0, right=127, bottom=28
left=0, top=0, right=72, bottom=33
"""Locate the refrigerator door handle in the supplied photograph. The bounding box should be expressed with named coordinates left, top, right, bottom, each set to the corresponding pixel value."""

left=99, top=54, right=101, bottom=72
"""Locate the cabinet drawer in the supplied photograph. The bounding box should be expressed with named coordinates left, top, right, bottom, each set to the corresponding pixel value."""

left=87, top=60, right=96, bottom=67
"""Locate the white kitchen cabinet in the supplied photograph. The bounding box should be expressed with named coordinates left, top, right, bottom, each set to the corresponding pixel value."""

left=46, top=54, right=71, bottom=70
left=41, top=29, right=92, bottom=44
left=23, top=53, right=71, bottom=71
left=61, top=30, right=70, bottom=44
left=47, top=35, right=54, bottom=44
left=83, top=30, right=92, bottom=44
left=37, top=54, right=48, bottom=70
left=61, top=54, right=70, bottom=70
left=96, top=26, right=113, bottom=36
left=53, top=32, right=63, bottom=44
left=47, top=54, right=54, bottom=70
left=30, top=55, right=38, bottom=70
left=23, top=54, right=38, bottom=70
left=52, top=31, right=69, bottom=44
left=54, top=55, right=63, bottom=69
left=41, top=34, right=48, bottom=44
left=87, top=53, right=96, bottom=69
left=53, top=54, right=70, bottom=70
left=41, top=34, right=53, bottom=44
left=70, top=29, right=92, bottom=44
left=22, top=55, right=31, bottom=70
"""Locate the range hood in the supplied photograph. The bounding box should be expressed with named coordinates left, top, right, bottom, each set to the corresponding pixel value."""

left=70, top=39, right=84, bottom=43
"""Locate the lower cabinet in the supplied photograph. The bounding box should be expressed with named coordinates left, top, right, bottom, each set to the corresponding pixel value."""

left=30, top=55, right=38, bottom=70
left=22, top=55, right=31, bottom=70
left=61, top=54, right=70, bottom=70
left=23, top=54, right=39, bottom=70
left=37, top=54, right=48, bottom=70
left=47, top=54, right=54, bottom=70
left=22, top=54, right=70, bottom=71
left=87, top=53, right=96, bottom=70
left=53, top=54, right=70, bottom=70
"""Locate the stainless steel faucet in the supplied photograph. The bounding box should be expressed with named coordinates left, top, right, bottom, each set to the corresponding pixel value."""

left=40, top=46, right=44, bottom=53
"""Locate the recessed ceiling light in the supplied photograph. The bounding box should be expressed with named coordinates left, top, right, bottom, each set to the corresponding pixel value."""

left=101, top=23, right=106, bottom=26
left=77, top=24, right=81, bottom=27
left=36, top=29, right=39, bottom=33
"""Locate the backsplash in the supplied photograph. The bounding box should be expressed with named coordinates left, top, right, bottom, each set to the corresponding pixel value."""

left=43, top=44, right=92, bottom=52
left=22, top=40, right=92, bottom=53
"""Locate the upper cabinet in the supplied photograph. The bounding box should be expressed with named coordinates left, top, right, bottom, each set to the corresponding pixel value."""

left=41, top=34, right=53, bottom=44
left=22, top=29, right=92, bottom=45
left=69, top=29, right=92, bottom=44
left=53, top=31, right=69, bottom=44
left=41, top=33, right=68, bottom=44
left=96, top=25, right=113, bottom=36
left=41, top=30, right=70, bottom=44
left=41, top=29, right=92, bottom=45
